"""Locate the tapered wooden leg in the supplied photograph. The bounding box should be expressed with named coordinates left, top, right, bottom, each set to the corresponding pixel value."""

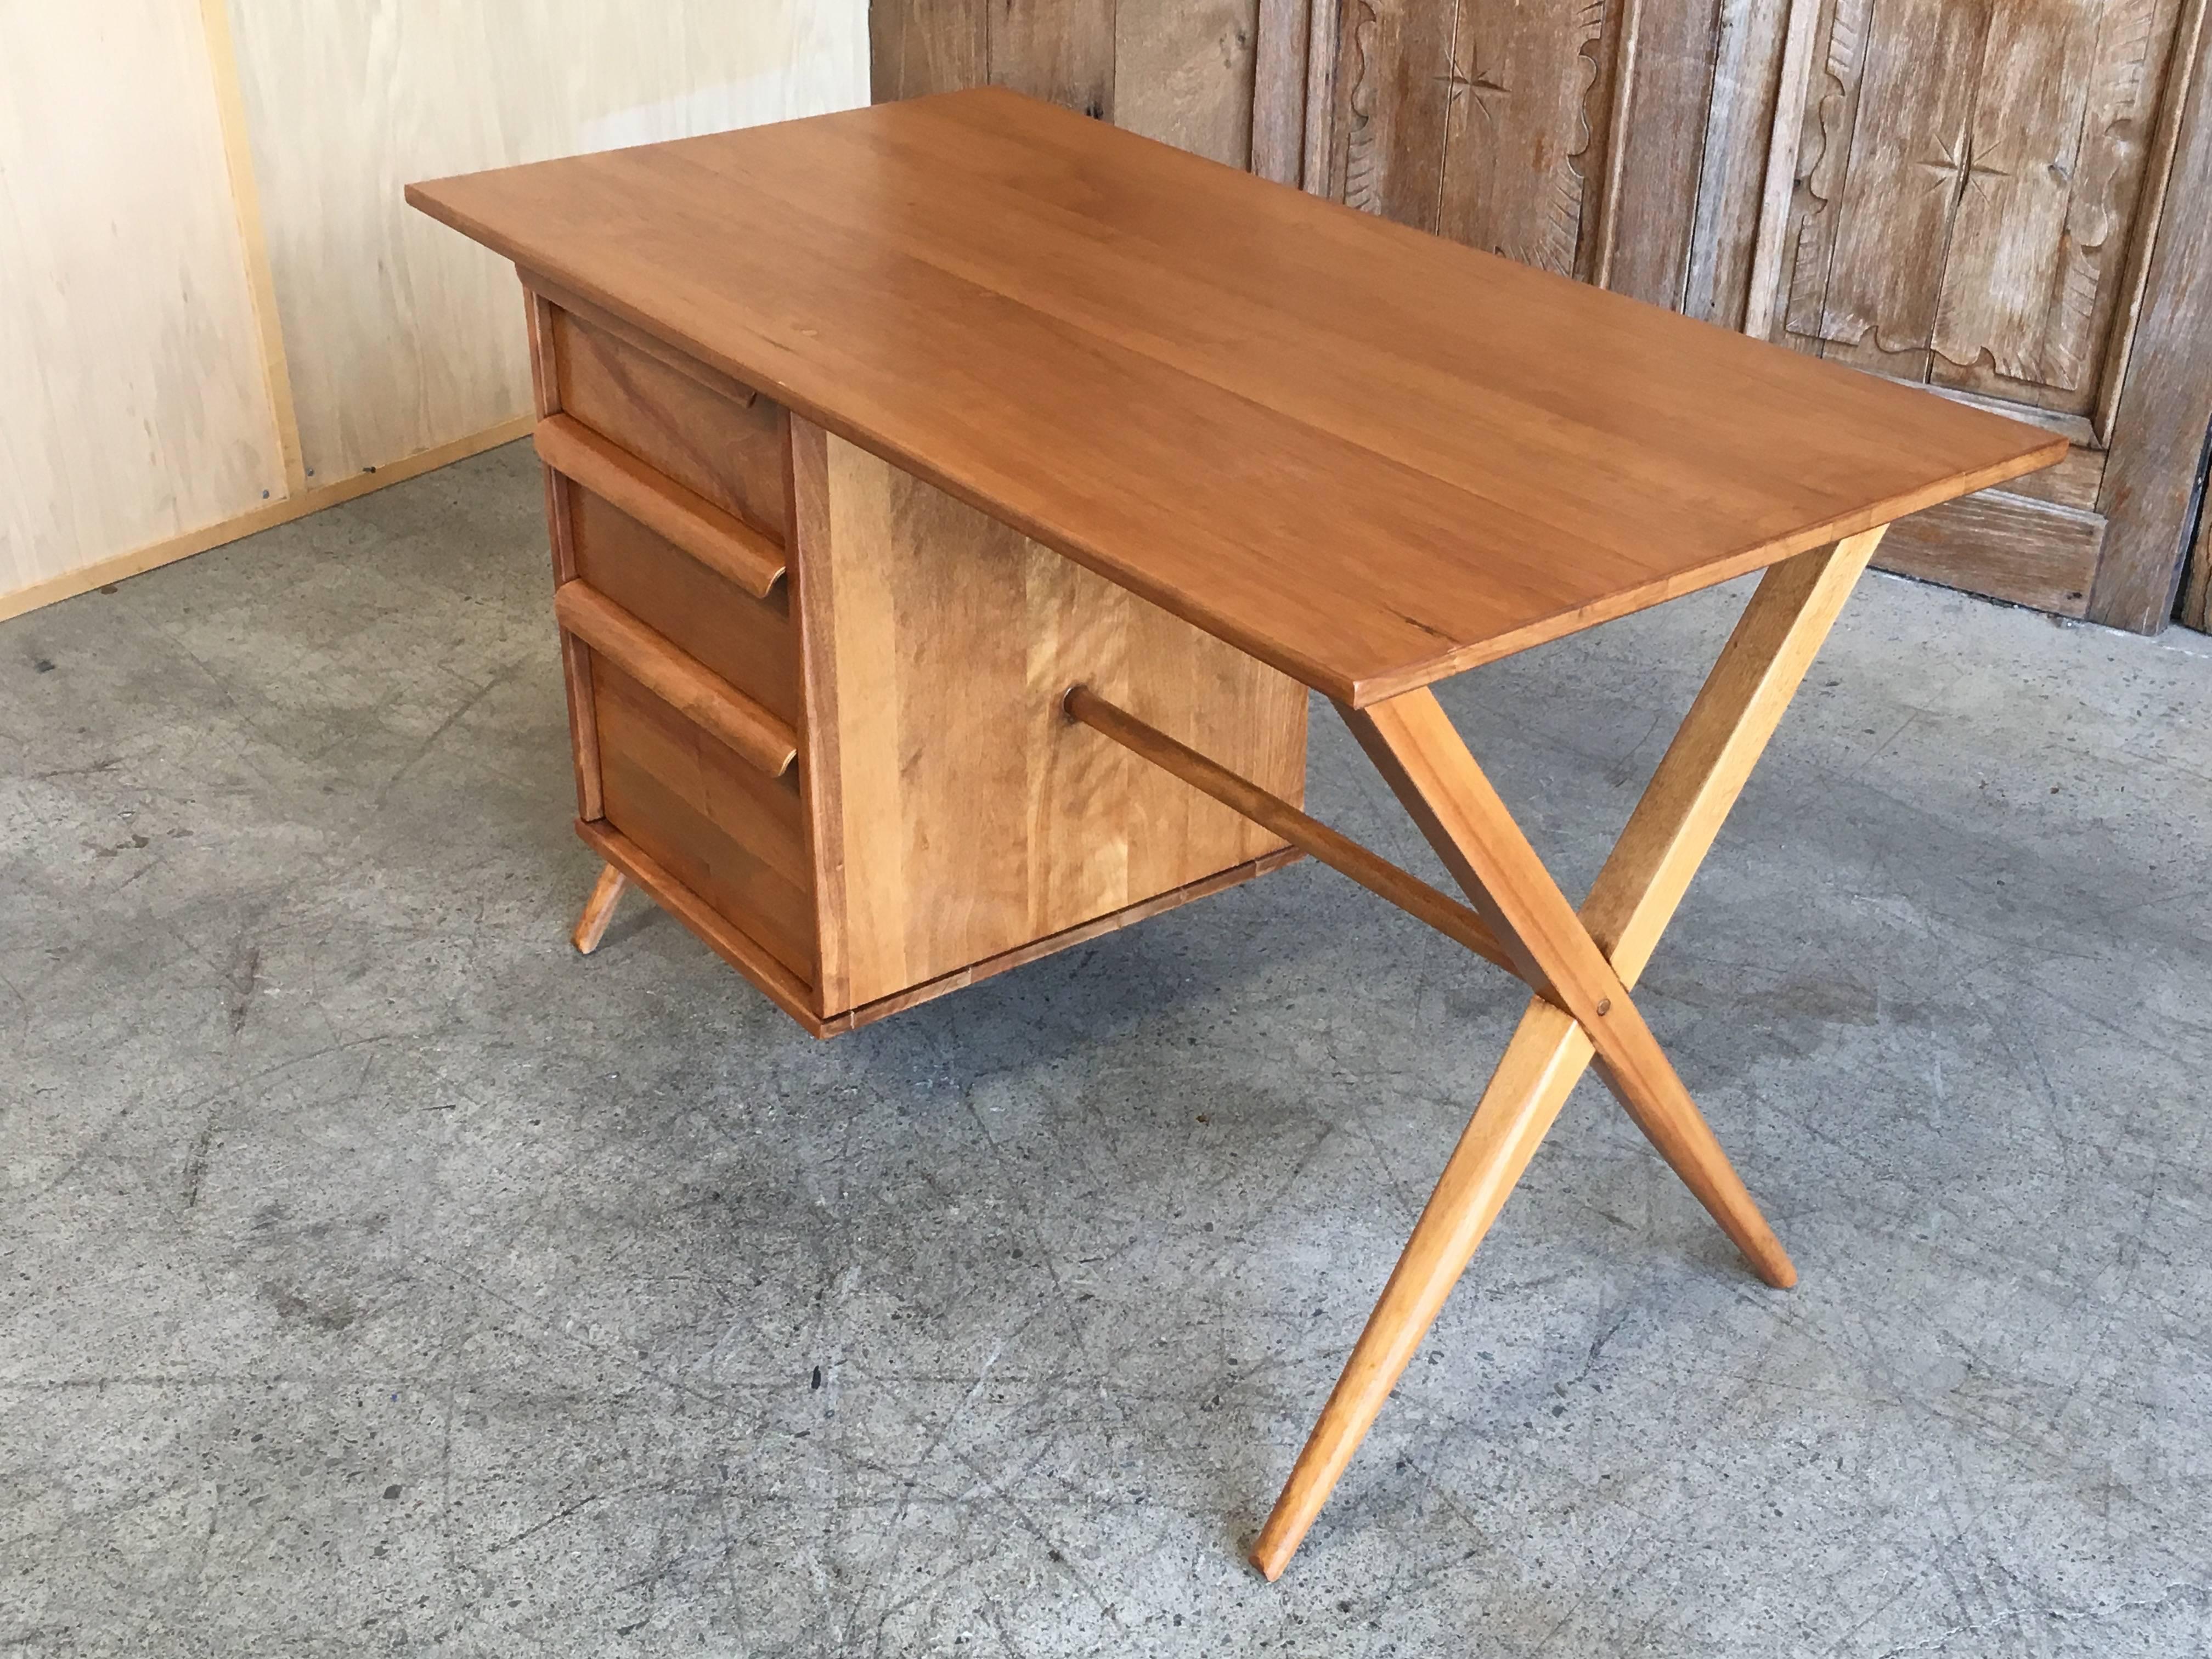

left=571, top=862, right=628, bottom=953
left=1250, top=999, right=1588, bottom=1579
left=1254, top=530, right=1885, bottom=1576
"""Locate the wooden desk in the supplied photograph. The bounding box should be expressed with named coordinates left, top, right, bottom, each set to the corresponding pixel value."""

left=409, top=88, right=2062, bottom=1578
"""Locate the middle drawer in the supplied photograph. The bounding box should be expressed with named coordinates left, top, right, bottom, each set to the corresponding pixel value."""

left=564, top=481, right=801, bottom=729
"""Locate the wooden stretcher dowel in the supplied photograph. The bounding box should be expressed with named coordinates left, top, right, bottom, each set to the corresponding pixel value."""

left=1064, top=684, right=1514, bottom=973
left=554, top=580, right=797, bottom=777
left=1249, top=529, right=1886, bottom=1579
left=535, top=413, right=785, bottom=597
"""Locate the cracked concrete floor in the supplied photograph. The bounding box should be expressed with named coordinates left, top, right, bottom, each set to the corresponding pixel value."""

left=4, top=442, right=2210, bottom=1657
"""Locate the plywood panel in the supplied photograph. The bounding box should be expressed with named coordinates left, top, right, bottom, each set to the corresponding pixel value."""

left=0, top=1, right=284, bottom=596
left=224, top=0, right=868, bottom=486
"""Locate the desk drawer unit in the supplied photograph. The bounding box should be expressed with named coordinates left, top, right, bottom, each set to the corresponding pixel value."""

left=520, top=275, right=1308, bottom=1036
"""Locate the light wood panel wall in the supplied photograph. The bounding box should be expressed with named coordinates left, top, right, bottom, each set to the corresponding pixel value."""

left=0, top=0, right=867, bottom=623
left=0, top=2, right=285, bottom=602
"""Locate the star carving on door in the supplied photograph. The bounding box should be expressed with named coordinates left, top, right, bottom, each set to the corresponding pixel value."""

left=1920, top=129, right=2011, bottom=209
left=1437, top=48, right=1509, bottom=126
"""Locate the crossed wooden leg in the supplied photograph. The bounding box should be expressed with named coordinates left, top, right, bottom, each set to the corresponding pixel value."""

left=1248, top=528, right=1884, bottom=1578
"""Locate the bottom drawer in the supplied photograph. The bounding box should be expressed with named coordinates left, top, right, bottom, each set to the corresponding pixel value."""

left=590, top=656, right=819, bottom=985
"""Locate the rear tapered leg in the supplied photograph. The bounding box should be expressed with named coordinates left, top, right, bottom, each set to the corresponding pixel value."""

left=571, top=863, right=628, bottom=953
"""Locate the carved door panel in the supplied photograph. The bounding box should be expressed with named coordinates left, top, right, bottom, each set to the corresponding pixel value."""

left=1775, top=0, right=2199, bottom=616
left=1317, top=2, right=1822, bottom=316
left=1292, top=0, right=2212, bottom=631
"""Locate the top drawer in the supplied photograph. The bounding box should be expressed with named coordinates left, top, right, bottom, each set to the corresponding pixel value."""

left=549, top=303, right=789, bottom=542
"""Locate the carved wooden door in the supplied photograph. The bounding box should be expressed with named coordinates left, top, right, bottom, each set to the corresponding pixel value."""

left=1278, top=0, right=2212, bottom=632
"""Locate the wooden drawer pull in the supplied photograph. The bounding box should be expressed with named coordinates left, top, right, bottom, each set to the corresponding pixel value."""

left=536, top=413, right=785, bottom=598
left=555, top=582, right=797, bottom=777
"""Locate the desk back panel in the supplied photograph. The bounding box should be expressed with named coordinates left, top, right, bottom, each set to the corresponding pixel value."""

left=798, top=426, right=1307, bottom=1013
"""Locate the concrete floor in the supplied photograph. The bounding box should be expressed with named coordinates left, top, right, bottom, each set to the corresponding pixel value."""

left=4, top=442, right=2209, bottom=1657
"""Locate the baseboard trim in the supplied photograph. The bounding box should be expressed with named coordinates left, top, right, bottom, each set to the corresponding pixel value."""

left=0, top=416, right=533, bottom=625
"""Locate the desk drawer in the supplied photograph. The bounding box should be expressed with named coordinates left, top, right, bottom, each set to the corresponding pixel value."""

left=566, top=482, right=799, bottom=728
left=589, top=657, right=817, bottom=984
left=551, top=305, right=788, bottom=541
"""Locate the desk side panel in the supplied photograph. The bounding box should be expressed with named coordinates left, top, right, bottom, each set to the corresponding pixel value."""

left=802, top=430, right=1307, bottom=1013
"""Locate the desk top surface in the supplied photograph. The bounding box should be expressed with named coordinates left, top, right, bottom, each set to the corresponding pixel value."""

left=409, top=89, right=2063, bottom=706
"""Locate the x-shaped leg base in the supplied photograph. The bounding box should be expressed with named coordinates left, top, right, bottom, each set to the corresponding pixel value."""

left=1069, top=528, right=1885, bottom=1578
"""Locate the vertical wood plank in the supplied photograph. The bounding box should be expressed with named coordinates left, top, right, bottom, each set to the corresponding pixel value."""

left=1739, top=0, right=1819, bottom=337
left=1251, top=0, right=1313, bottom=181
left=785, top=415, right=851, bottom=1015
left=1302, top=0, right=1342, bottom=191
left=198, top=0, right=307, bottom=499
left=990, top=0, right=1118, bottom=118
left=2094, top=8, right=2212, bottom=631
left=2090, top=0, right=2207, bottom=442
left=1433, top=0, right=1607, bottom=274
left=2182, top=496, right=2211, bottom=631
left=1778, top=0, right=1875, bottom=353
left=871, top=0, right=989, bottom=98
left=1583, top=0, right=1645, bottom=290
left=1114, top=0, right=1261, bottom=166
left=1599, top=0, right=1739, bottom=305
left=1330, top=0, right=1458, bottom=230
left=1684, top=0, right=1797, bottom=328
